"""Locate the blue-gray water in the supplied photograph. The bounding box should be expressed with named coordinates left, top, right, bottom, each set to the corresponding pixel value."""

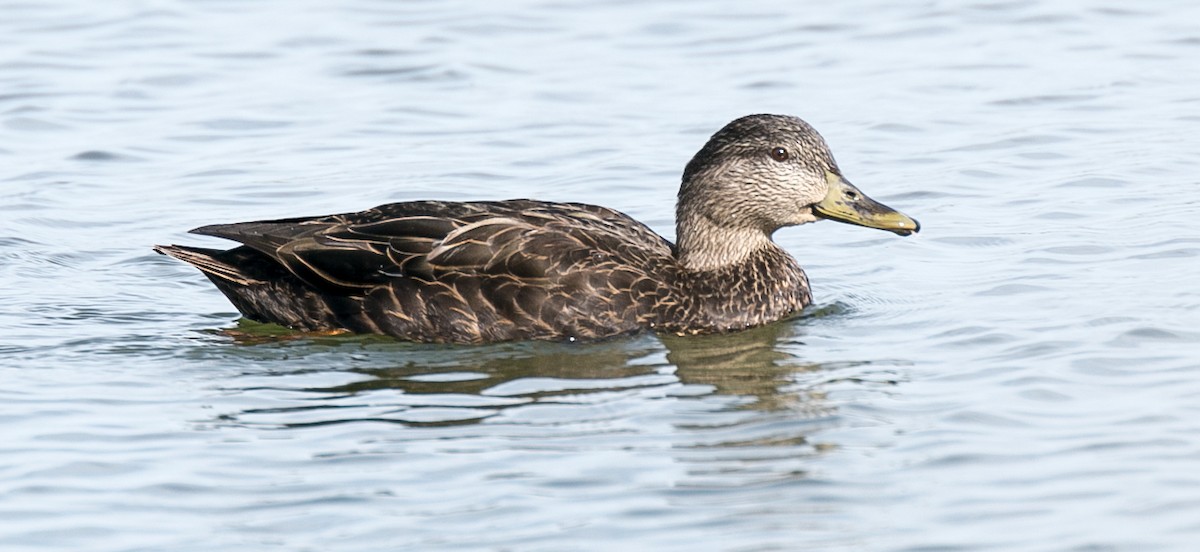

left=3, top=1, right=1199, bottom=550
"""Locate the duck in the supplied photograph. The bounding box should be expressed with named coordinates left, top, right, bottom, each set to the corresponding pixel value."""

left=155, top=114, right=919, bottom=343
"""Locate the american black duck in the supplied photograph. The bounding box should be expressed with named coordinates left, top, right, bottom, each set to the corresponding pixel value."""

left=156, top=114, right=919, bottom=343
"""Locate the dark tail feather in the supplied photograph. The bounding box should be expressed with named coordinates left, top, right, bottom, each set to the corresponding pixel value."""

left=189, top=218, right=320, bottom=254
left=154, top=244, right=356, bottom=331
left=153, top=245, right=266, bottom=285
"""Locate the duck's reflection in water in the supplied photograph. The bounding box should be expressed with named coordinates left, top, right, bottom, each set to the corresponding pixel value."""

left=663, top=323, right=834, bottom=417
left=218, top=317, right=844, bottom=437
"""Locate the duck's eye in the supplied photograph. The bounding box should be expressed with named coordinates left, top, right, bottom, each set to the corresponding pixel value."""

left=770, top=147, right=789, bottom=162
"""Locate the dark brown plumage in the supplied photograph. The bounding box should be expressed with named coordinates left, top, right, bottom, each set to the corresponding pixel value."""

left=156, top=114, right=919, bottom=343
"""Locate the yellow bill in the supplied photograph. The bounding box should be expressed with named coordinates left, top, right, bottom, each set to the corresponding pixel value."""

left=813, top=171, right=920, bottom=236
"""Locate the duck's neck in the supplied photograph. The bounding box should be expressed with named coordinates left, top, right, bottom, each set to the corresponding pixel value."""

left=665, top=226, right=812, bottom=334
left=675, top=212, right=775, bottom=272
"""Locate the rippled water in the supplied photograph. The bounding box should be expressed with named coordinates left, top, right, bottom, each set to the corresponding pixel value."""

left=3, top=0, right=1199, bottom=550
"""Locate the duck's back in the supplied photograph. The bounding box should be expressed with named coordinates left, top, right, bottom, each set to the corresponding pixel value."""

left=157, top=200, right=678, bottom=342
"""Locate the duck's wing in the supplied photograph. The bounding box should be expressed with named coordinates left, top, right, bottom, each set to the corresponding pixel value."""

left=423, top=201, right=674, bottom=278
left=189, top=200, right=674, bottom=293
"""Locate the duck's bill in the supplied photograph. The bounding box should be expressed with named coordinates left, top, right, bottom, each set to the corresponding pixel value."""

left=813, top=172, right=920, bottom=236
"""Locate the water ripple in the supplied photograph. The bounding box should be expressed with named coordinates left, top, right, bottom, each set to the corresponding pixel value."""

left=4, top=0, right=1200, bottom=550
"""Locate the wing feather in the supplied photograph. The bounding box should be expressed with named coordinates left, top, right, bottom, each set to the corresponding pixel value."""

left=185, top=200, right=673, bottom=340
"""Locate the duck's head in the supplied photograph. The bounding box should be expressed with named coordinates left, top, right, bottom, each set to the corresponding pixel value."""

left=678, top=114, right=920, bottom=240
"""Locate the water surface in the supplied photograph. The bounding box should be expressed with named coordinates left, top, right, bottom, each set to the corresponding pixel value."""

left=2, top=1, right=1199, bottom=550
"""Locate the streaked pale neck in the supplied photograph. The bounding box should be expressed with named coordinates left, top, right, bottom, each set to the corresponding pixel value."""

left=675, top=213, right=775, bottom=272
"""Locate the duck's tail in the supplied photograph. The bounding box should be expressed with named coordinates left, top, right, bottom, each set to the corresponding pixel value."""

left=154, top=244, right=361, bottom=332
left=153, top=245, right=267, bottom=285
